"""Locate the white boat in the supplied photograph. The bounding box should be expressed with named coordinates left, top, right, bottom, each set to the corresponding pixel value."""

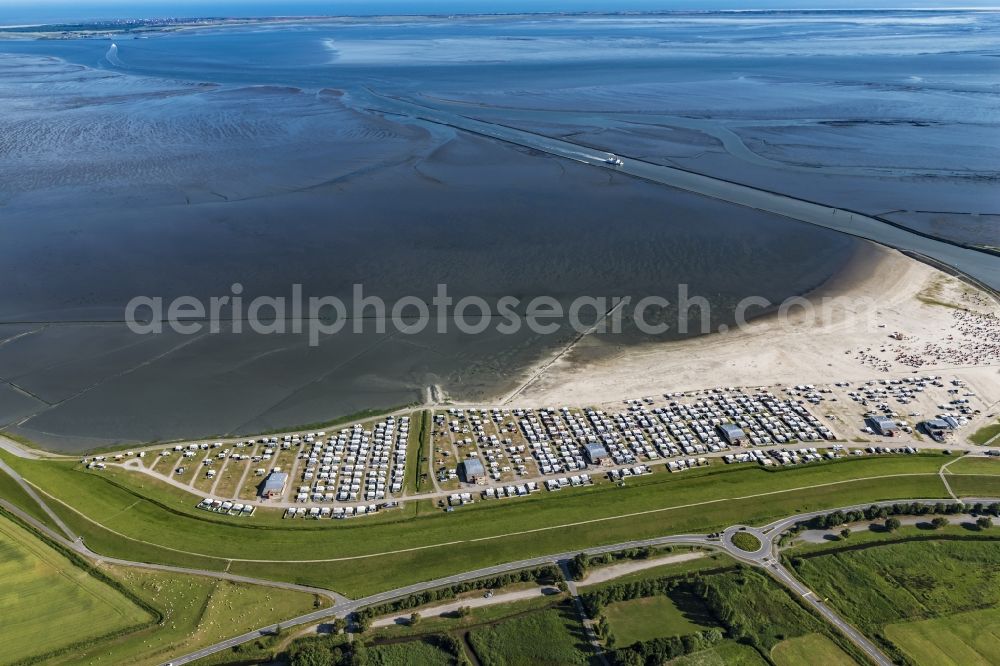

left=605, top=155, right=624, bottom=166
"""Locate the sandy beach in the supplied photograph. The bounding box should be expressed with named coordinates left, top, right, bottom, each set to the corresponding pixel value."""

left=508, top=244, right=1000, bottom=408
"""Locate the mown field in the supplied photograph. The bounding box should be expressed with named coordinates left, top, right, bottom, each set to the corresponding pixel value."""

left=44, top=565, right=324, bottom=666
left=949, top=475, right=1000, bottom=496
left=945, top=456, right=1000, bottom=497
left=770, top=633, right=857, bottom=666
left=885, top=606, right=1000, bottom=666
left=603, top=589, right=714, bottom=646
left=790, top=539, right=1000, bottom=663
left=946, top=454, right=1000, bottom=498
left=945, top=456, right=1000, bottom=474
left=0, top=514, right=151, bottom=664
left=0, top=449, right=956, bottom=596
left=969, top=421, right=1000, bottom=445
left=467, top=603, right=591, bottom=665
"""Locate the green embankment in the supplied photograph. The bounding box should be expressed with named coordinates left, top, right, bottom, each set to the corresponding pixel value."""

left=0, top=450, right=956, bottom=596
left=945, top=456, right=1000, bottom=496
left=406, top=409, right=432, bottom=495
left=946, top=457, right=1000, bottom=474
left=969, top=421, right=1000, bottom=446
left=0, top=464, right=62, bottom=533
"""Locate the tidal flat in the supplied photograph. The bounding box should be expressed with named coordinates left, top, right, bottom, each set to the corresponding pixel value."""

left=0, top=11, right=996, bottom=450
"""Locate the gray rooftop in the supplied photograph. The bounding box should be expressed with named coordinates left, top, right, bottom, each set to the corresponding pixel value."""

left=462, top=459, right=486, bottom=478
left=262, top=472, right=288, bottom=492
left=719, top=423, right=746, bottom=438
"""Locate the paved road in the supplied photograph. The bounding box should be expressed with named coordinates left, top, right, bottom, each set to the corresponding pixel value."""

left=0, top=462, right=348, bottom=605
left=768, top=561, right=892, bottom=666
left=105, top=436, right=975, bottom=512
left=4, top=450, right=997, bottom=665
left=560, top=560, right=610, bottom=666
left=0, top=457, right=76, bottom=540
left=171, top=494, right=1000, bottom=665
left=360, top=89, right=1000, bottom=292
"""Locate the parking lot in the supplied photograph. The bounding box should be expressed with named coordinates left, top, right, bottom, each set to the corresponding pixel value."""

left=85, top=373, right=990, bottom=517
left=430, top=373, right=988, bottom=503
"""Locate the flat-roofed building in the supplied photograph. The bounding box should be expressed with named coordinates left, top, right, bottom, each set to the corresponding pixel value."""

left=460, top=459, right=486, bottom=483
left=261, top=471, right=288, bottom=500
left=583, top=442, right=609, bottom=465
left=718, top=423, right=746, bottom=445
left=868, top=416, right=897, bottom=436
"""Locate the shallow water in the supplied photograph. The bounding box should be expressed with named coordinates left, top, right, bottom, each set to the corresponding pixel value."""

left=0, top=11, right=996, bottom=450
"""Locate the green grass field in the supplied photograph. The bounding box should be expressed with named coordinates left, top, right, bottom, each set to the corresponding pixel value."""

left=771, top=633, right=857, bottom=666
left=670, top=640, right=767, bottom=666
left=467, top=604, right=591, bottom=665
left=0, top=515, right=151, bottom=663
left=590, top=564, right=853, bottom=665
left=969, top=421, right=1000, bottom=446
left=885, top=606, right=1000, bottom=666
left=791, top=539, right=1000, bottom=661
left=731, top=532, right=761, bottom=552
left=406, top=410, right=432, bottom=495
left=1, top=450, right=953, bottom=558
left=945, top=456, right=1000, bottom=496
left=697, top=568, right=825, bottom=653
left=363, top=638, right=456, bottom=666
left=44, top=564, right=325, bottom=666
left=0, top=465, right=62, bottom=533
left=949, top=474, right=1000, bottom=496
left=0, top=449, right=956, bottom=596
left=946, top=457, right=1000, bottom=474
left=603, top=593, right=714, bottom=646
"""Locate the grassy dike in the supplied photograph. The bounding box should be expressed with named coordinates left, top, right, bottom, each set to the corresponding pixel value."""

left=0, top=449, right=958, bottom=597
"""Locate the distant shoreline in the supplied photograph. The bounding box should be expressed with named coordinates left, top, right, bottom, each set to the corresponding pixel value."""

left=3, top=7, right=999, bottom=39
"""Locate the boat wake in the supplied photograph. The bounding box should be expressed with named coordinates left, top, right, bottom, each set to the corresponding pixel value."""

left=105, top=42, right=123, bottom=67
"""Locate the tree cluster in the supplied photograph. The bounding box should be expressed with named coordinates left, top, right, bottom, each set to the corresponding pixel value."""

left=605, top=629, right=724, bottom=666
left=580, top=575, right=687, bottom=617
left=795, top=502, right=1000, bottom=533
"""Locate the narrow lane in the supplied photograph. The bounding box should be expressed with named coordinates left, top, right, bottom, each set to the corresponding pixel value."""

left=3, top=451, right=995, bottom=666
